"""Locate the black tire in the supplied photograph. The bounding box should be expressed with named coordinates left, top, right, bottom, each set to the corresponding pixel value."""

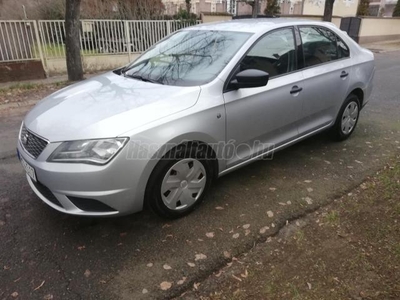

left=331, top=94, right=361, bottom=141
left=145, top=144, right=215, bottom=219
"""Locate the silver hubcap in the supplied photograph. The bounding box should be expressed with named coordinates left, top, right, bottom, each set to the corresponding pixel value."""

left=341, top=101, right=359, bottom=135
left=161, top=159, right=206, bottom=210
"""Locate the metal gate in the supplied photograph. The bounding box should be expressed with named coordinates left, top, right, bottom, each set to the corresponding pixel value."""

left=340, top=17, right=362, bottom=43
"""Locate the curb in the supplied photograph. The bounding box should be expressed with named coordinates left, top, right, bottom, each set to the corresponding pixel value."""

left=364, top=47, right=400, bottom=54
left=367, top=48, right=396, bottom=54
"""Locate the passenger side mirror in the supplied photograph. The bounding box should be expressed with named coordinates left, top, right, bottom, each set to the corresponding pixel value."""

left=230, top=69, right=269, bottom=90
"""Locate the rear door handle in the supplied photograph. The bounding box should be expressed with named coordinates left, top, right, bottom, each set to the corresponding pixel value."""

left=290, top=85, right=303, bottom=94
left=340, top=71, right=349, bottom=78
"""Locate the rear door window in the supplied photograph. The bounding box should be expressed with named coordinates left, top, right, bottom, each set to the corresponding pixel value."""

left=299, top=26, right=339, bottom=67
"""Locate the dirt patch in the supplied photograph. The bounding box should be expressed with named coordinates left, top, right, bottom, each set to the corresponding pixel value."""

left=0, top=61, right=46, bottom=83
left=0, top=82, right=67, bottom=106
left=180, top=156, right=400, bottom=300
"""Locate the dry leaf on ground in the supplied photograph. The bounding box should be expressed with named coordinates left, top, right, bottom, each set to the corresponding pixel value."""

left=195, top=253, right=207, bottom=261
left=177, top=277, right=187, bottom=285
left=160, top=281, right=172, bottom=290
left=33, top=280, right=45, bottom=291
left=223, top=251, right=231, bottom=258
left=163, top=264, right=172, bottom=270
left=240, top=269, right=249, bottom=278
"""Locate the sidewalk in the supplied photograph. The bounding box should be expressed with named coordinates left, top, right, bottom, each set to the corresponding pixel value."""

left=361, top=39, right=400, bottom=53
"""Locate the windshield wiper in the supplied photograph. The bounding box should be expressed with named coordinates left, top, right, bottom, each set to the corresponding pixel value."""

left=121, top=58, right=151, bottom=75
left=125, top=73, right=164, bottom=85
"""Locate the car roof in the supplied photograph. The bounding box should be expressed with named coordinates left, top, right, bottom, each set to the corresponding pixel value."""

left=187, top=18, right=334, bottom=33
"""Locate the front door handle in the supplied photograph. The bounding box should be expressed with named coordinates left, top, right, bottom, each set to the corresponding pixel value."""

left=340, top=71, right=349, bottom=78
left=290, top=85, right=303, bottom=94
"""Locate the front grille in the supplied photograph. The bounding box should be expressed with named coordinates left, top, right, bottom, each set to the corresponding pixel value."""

left=20, top=125, right=48, bottom=159
left=32, top=180, right=63, bottom=208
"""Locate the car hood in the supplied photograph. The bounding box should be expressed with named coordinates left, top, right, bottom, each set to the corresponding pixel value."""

left=24, top=72, right=201, bottom=142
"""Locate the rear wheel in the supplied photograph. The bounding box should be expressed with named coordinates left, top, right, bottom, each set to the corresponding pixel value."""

left=331, top=94, right=360, bottom=141
left=145, top=145, right=214, bottom=219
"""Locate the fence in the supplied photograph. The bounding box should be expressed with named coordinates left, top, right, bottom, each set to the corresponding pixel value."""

left=37, top=19, right=200, bottom=59
left=0, top=20, right=43, bottom=62
left=0, top=19, right=200, bottom=75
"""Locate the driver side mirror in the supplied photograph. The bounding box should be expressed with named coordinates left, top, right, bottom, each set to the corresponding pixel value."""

left=230, top=69, right=269, bottom=90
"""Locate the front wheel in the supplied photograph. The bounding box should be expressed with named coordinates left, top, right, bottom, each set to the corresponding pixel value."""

left=145, top=145, right=214, bottom=219
left=331, top=94, right=361, bottom=141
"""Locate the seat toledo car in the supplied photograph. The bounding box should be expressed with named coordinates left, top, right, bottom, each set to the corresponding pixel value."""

left=18, top=19, right=374, bottom=218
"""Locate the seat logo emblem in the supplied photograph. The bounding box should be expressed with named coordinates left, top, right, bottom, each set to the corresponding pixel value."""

left=22, top=133, right=29, bottom=145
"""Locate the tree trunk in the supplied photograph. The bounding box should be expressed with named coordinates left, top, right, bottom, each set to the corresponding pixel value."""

left=65, top=0, right=83, bottom=81
left=252, top=0, right=259, bottom=18
left=323, top=0, right=335, bottom=22
left=186, top=0, right=191, bottom=13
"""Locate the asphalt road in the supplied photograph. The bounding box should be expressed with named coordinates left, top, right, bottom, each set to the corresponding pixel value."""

left=1, top=51, right=399, bottom=300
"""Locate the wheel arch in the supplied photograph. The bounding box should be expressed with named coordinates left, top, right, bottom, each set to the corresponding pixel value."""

left=349, top=88, right=364, bottom=108
left=136, top=133, right=222, bottom=206
left=149, top=133, right=222, bottom=176
left=140, top=137, right=220, bottom=211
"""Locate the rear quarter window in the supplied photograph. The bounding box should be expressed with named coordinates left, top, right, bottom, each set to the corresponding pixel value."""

left=337, top=37, right=350, bottom=58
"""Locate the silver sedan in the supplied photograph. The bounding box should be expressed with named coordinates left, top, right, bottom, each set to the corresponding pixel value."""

left=17, top=19, right=375, bottom=218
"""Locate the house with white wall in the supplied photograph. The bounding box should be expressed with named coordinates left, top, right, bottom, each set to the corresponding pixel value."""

left=162, top=0, right=227, bottom=15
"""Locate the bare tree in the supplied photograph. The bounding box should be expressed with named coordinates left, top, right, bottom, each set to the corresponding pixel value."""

left=117, top=0, right=165, bottom=19
left=0, top=0, right=66, bottom=20
left=357, top=0, right=370, bottom=16
left=237, top=0, right=260, bottom=18
left=252, top=0, right=260, bottom=17
left=185, top=0, right=191, bottom=13
left=393, top=0, right=400, bottom=16
left=264, top=0, right=280, bottom=15
left=323, top=0, right=335, bottom=21
left=0, top=0, right=165, bottom=20
left=65, top=0, right=83, bottom=81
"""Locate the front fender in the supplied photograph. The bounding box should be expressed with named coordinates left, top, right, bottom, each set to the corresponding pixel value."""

left=128, top=104, right=226, bottom=207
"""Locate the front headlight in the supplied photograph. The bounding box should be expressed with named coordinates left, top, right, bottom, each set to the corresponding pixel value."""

left=48, top=138, right=128, bottom=165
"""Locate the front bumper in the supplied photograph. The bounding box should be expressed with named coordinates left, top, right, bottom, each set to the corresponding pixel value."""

left=17, top=140, right=146, bottom=216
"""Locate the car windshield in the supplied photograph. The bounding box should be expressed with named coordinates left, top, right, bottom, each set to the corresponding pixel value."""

left=123, top=30, right=252, bottom=86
